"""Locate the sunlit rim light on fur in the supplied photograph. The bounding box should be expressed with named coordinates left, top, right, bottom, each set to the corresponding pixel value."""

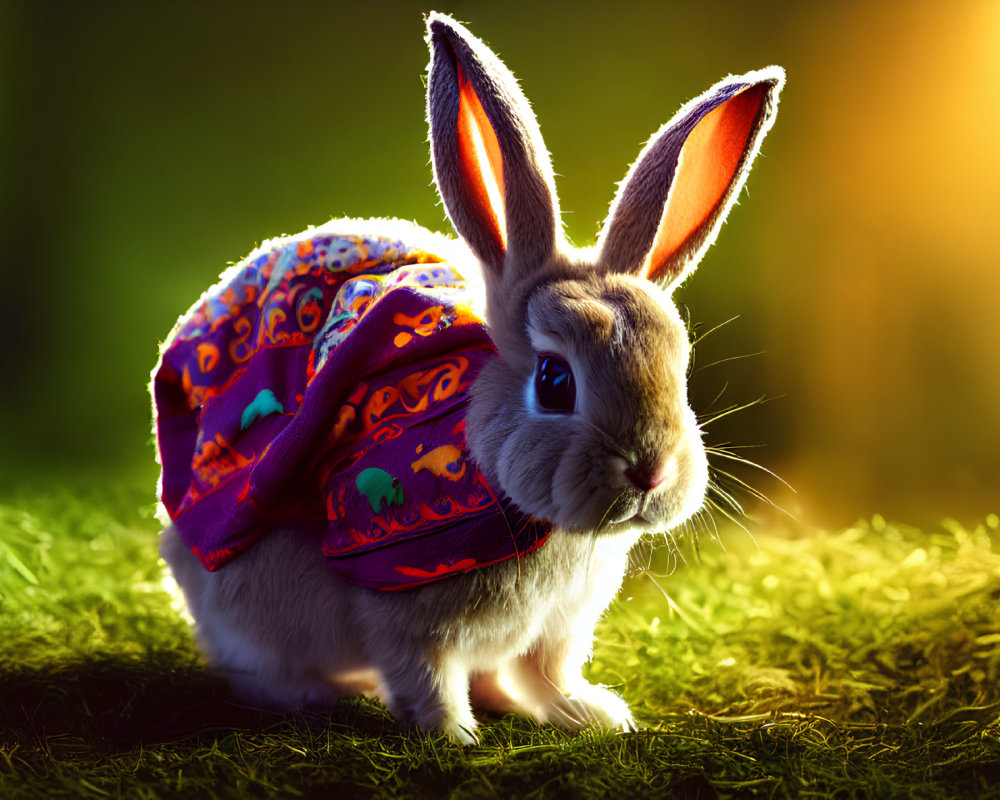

left=160, top=570, right=193, bottom=624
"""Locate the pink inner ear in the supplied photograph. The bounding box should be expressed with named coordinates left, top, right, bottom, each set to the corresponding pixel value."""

left=645, top=84, right=768, bottom=278
left=456, top=63, right=507, bottom=256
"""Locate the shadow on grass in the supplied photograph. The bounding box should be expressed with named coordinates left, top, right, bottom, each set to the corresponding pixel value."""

left=0, top=655, right=740, bottom=799
left=5, top=661, right=1000, bottom=799
left=0, top=655, right=393, bottom=756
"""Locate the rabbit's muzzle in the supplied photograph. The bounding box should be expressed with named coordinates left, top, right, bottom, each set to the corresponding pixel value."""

left=592, top=437, right=709, bottom=533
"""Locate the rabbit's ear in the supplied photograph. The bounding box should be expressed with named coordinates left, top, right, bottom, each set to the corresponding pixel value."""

left=598, top=68, right=784, bottom=288
left=426, top=13, right=560, bottom=284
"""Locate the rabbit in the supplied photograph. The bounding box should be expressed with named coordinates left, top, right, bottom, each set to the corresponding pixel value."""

left=152, top=12, right=784, bottom=744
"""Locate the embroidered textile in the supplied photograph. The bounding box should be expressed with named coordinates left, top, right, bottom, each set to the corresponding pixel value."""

left=152, top=228, right=549, bottom=589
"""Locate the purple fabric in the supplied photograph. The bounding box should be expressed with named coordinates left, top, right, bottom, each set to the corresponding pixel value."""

left=153, top=230, right=550, bottom=589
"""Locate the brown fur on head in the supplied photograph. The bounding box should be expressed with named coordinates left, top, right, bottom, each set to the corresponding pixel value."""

left=427, top=14, right=784, bottom=537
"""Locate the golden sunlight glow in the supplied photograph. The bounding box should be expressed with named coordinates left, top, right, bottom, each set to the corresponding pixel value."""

left=761, top=0, right=1000, bottom=523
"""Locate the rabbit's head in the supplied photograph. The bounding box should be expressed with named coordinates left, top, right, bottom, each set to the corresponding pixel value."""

left=426, top=14, right=783, bottom=536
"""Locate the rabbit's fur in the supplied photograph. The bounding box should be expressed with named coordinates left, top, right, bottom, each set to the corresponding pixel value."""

left=162, top=515, right=636, bottom=742
left=157, top=13, right=783, bottom=743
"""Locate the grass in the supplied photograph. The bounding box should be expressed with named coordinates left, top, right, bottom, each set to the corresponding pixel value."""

left=1, top=480, right=999, bottom=798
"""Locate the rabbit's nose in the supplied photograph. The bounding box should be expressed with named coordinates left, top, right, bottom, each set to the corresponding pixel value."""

left=624, top=463, right=667, bottom=493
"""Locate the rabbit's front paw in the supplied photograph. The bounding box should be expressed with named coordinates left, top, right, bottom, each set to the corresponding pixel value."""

left=382, top=656, right=479, bottom=745
left=396, top=702, right=479, bottom=746
left=553, top=683, right=635, bottom=732
left=441, top=717, right=479, bottom=746
left=505, top=652, right=635, bottom=732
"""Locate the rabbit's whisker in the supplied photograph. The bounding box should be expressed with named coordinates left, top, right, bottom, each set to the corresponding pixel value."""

left=593, top=501, right=619, bottom=537
left=688, top=315, right=742, bottom=349
left=697, top=396, right=768, bottom=429
left=642, top=569, right=704, bottom=633
left=695, top=507, right=721, bottom=548
left=710, top=465, right=790, bottom=520
left=706, top=442, right=796, bottom=524
left=583, top=528, right=600, bottom=577
left=699, top=380, right=732, bottom=417
left=705, top=496, right=758, bottom=549
left=706, top=479, right=745, bottom=516
left=691, top=351, right=765, bottom=376
left=706, top=446, right=796, bottom=494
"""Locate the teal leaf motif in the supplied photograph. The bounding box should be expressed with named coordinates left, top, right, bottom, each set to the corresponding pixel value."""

left=240, top=389, right=284, bottom=431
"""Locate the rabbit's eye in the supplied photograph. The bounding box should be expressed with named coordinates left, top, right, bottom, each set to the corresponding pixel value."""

left=535, top=354, right=576, bottom=413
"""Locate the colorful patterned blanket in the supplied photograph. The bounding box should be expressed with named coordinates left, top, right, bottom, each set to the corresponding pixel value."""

left=152, top=225, right=550, bottom=590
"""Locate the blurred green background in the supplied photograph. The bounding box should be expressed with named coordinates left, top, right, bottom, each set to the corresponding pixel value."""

left=1, top=0, right=997, bottom=528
